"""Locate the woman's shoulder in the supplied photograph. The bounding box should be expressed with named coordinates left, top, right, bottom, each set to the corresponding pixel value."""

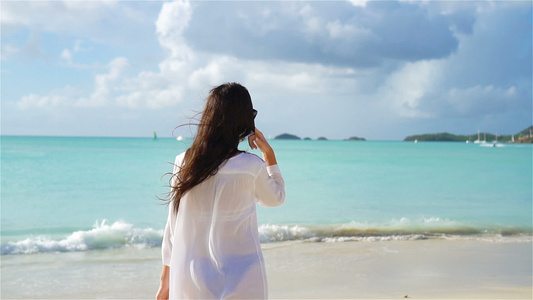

left=235, top=151, right=265, bottom=164
left=220, top=152, right=265, bottom=175
left=175, top=152, right=186, bottom=165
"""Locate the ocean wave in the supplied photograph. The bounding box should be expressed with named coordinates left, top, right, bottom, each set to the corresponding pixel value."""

left=258, top=218, right=532, bottom=243
left=1, top=220, right=162, bottom=255
left=2, top=218, right=531, bottom=255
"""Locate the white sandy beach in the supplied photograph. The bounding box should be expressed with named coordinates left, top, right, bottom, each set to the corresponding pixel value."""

left=264, top=240, right=532, bottom=299
left=1, top=239, right=531, bottom=299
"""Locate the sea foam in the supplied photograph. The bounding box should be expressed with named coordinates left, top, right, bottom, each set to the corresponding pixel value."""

left=2, top=218, right=531, bottom=255
left=258, top=218, right=532, bottom=243
left=1, top=220, right=162, bottom=255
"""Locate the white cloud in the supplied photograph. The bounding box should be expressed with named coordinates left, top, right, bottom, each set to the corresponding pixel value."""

left=347, top=0, right=369, bottom=8
left=116, top=69, right=185, bottom=109
left=76, top=57, right=129, bottom=107
left=5, top=0, right=531, bottom=139
left=112, top=1, right=195, bottom=109
left=2, top=44, right=20, bottom=60
left=1, top=31, right=43, bottom=60
left=430, top=85, right=522, bottom=117
left=18, top=94, right=65, bottom=109
left=156, top=1, right=191, bottom=37
left=378, top=59, right=443, bottom=118
left=58, top=40, right=96, bottom=69
left=2, top=1, right=118, bottom=32
left=299, top=4, right=324, bottom=39
left=61, top=49, right=73, bottom=64
left=14, top=53, right=124, bottom=110
left=326, top=20, right=373, bottom=41
left=156, top=0, right=194, bottom=62
left=188, top=58, right=231, bottom=90
left=73, top=40, right=84, bottom=52
left=116, top=85, right=184, bottom=109
left=13, top=1, right=195, bottom=111
left=16, top=86, right=79, bottom=109
left=1, top=0, right=158, bottom=48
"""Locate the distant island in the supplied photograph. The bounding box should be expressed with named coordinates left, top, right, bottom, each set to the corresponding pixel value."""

left=274, top=133, right=367, bottom=141
left=404, top=126, right=533, bottom=143
left=274, top=133, right=301, bottom=140
left=347, top=136, right=366, bottom=141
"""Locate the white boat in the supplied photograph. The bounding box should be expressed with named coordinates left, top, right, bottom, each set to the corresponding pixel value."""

left=492, top=134, right=504, bottom=147
left=473, top=130, right=486, bottom=144
left=176, top=135, right=184, bottom=141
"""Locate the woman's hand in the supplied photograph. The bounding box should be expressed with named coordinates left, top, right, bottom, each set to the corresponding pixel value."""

left=248, top=128, right=277, bottom=166
left=156, top=265, right=170, bottom=300
left=156, top=284, right=169, bottom=300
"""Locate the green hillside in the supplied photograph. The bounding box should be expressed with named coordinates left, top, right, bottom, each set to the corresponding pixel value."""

left=404, top=126, right=532, bottom=143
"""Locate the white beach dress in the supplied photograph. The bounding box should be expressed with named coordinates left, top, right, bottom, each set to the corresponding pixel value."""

left=162, top=152, right=285, bottom=299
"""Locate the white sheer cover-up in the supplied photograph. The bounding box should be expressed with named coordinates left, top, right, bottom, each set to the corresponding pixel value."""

left=162, top=152, right=285, bottom=299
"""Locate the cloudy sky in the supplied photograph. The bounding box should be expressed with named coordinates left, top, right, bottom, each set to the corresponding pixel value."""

left=2, top=0, right=531, bottom=140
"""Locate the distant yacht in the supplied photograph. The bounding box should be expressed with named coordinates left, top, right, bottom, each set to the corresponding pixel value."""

left=473, top=129, right=486, bottom=144
left=492, top=133, right=504, bottom=147
left=176, top=135, right=184, bottom=141
left=481, top=133, right=504, bottom=147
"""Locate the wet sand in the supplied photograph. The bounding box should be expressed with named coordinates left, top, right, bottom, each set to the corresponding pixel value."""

left=1, top=239, right=531, bottom=299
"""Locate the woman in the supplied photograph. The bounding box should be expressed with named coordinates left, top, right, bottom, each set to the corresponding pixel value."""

left=156, top=83, right=285, bottom=299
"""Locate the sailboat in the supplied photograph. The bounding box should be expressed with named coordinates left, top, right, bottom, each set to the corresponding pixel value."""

left=153, top=131, right=157, bottom=140
left=474, top=130, right=486, bottom=144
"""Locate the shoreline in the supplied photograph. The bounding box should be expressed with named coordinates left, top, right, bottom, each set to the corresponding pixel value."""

left=2, top=239, right=531, bottom=299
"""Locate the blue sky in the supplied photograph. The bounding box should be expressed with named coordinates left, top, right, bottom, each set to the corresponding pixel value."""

left=2, top=0, right=531, bottom=140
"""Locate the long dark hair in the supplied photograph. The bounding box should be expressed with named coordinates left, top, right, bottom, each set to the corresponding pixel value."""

left=169, top=82, right=256, bottom=213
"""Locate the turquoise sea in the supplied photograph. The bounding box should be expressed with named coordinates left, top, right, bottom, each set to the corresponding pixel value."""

left=1, top=136, right=532, bottom=255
